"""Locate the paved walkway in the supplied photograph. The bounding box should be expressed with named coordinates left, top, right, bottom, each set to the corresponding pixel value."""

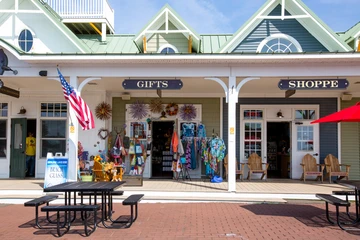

left=1, top=179, right=360, bottom=239
left=2, top=202, right=360, bottom=239
left=0, top=178, right=352, bottom=203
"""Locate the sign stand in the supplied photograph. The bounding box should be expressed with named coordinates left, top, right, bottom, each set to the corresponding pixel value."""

left=44, top=152, right=69, bottom=189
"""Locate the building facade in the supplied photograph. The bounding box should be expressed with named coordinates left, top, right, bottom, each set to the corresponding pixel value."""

left=0, top=0, right=359, bottom=191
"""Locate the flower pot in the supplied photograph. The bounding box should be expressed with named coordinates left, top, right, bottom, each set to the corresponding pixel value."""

left=81, top=175, right=93, bottom=182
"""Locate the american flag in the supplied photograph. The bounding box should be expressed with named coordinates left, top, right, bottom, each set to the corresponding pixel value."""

left=57, top=68, right=95, bottom=130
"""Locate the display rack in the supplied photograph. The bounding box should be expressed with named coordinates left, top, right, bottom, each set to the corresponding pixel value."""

left=162, top=151, right=173, bottom=172
left=267, top=142, right=277, bottom=171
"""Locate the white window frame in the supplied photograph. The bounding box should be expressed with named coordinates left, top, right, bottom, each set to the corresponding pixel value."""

left=40, top=103, right=68, bottom=158
left=257, top=33, right=303, bottom=53
left=157, top=44, right=179, bottom=53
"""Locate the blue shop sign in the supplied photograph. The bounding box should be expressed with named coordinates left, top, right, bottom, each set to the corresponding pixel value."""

left=44, top=157, right=68, bottom=188
left=278, top=79, right=349, bottom=90
left=122, top=79, right=183, bottom=90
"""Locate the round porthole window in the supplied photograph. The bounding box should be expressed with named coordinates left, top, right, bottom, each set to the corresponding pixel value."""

left=158, top=44, right=178, bottom=54
left=18, top=29, right=33, bottom=52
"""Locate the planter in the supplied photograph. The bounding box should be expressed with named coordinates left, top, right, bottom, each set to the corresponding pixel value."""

left=81, top=175, right=93, bottom=182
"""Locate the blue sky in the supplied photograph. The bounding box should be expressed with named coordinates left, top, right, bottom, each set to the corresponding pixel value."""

left=107, top=0, right=359, bottom=34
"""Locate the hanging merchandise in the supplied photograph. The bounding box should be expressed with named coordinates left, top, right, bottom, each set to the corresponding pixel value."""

left=197, top=124, right=206, bottom=138
left=182, top=123, right=195, bottom=138
left=149, top=99, right=163, bottom=113
left=123, top=136, right=130, bottom=149
left=129, top=100, right=148, bottom=120
left=165, top=103, right=178, bottom=116
left=95, top=101, right=112, bottom=120
left=180, top=104, right=197, bottom=121
left=128, top=140, right=135, bottom=154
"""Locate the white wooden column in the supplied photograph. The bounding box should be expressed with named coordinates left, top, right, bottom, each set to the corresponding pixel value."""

left=227, top=76, right=237, bottom=192
left=68, top=75, right=79, bottom=182
left=205, top=76, right=259, bottom=192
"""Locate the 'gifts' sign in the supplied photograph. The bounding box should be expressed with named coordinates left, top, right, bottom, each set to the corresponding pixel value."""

left=123, top=79, right=183, bottom=90
left=278, top=79, right=349, bottom=90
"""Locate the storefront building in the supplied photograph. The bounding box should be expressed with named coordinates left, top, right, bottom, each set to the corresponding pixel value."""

left=0, top=0, right=360, bottom=191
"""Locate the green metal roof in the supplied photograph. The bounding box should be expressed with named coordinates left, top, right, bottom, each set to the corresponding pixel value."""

left=78, top=35, right=139, bottom=53
left=201, top=34, right=233, bottom=53
left=341, top=22, right=360, bottom=43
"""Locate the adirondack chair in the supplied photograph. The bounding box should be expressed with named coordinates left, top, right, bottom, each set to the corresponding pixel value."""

left=246, top=153, right=269, bottom=180
left=93, top=160, right=110, bottom=182
left=224, top=155, right=244, bottom=181
left=300, top=154, right=324, bottom=182
left=324, top=154, right=350, bottom=183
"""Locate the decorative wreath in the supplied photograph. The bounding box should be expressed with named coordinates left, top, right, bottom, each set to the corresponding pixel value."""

left=180, top=104, right=197, bottom=121
left=165, top=103, right=178, bottom=116
left=129, top=100, right=148, bottom=120
left=98, top=128, right=110, bottom=140
left=95, top=102, right=112, bottom=120
left=149, top=99, right=163, bottom=113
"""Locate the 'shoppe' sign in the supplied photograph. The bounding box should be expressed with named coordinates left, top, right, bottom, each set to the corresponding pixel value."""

left=122, top=79, right=183, bottom=90
left=278, top=79, right=349, bottom=90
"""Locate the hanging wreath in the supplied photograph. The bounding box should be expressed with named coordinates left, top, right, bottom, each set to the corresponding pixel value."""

left=95, top=102, right=112, bottom=120
left=98, top=128, right=110, bottom=140
left=129, top=100, right=148, bottom=120
left=165, top=103, right=178, bottom=116
left=180, top=104, right=197, bottom=121
left=149, top=99, right=163, bottom=113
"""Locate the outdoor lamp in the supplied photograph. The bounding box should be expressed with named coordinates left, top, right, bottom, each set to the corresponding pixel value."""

left=277, top=110, right=284, bottom=119
left=160, top=111, right=167, bottom=120
left=2, top=66, right=18, bottom=75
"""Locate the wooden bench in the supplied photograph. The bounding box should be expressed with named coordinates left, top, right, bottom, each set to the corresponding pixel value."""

left=316, top=193, right=351, bottom=230
left=110, top=194, right=144, bottom=228
left=24, top=195, right=58, bottom=229
left=41, top=205, right=100, bottom=237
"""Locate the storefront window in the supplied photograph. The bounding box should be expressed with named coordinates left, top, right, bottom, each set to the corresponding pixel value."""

left=295, top=110, right=315, bottom=120
left=297, top=126, right=314, bottom=151
left=0, top=103, right=8, bottom=117
left=130, top=122, right=147, bottom=139
left=40, top=120, right=66, bottom=157
left=244, top=110, right=263, bottom=119
left=0, top=120, right=6, bottom=157
left=244, top=122, right=262, bottom=158
left=41, top=103, right=67, bottom=117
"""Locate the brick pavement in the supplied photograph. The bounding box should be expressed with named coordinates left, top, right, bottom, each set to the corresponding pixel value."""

left=1, top=202, right=360, bottom=240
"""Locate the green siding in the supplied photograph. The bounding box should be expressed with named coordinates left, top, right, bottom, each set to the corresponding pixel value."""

left=112, top=97, right=220, bottom=139
left=341, top=99, right=360, bottom=180
left=147, top=22, right=189, bottom=53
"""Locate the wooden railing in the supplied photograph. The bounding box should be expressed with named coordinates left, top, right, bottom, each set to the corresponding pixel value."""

left=43, top=0, right=114, bottom=28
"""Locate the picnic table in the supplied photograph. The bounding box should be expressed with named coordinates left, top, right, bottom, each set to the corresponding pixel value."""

left=44, top=181, right=126, bottom=228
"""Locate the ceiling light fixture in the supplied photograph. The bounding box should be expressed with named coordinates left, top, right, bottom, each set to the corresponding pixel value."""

left=277, top=110, right=284, bottom=119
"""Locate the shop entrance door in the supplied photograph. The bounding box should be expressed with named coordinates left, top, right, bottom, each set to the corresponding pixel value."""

left=151, top=121, right=174, bottom=178
left=266, top=122, right=290, bottom=178
left=10, top=118, right=27, bottom=178
left=291, top=121, right=319, bottom=179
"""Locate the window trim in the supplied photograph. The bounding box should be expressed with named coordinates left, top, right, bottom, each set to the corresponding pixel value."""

left=18, top=29, right=34, bottom=52
left=157, top=44, right=178, bottom=54
left=257, top=33, right=302, bottom=53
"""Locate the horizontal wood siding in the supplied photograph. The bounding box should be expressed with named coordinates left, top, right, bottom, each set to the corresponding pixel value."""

left=233, top=4, right=328, bottom=53
left=147, top=22, right=188, bottom=53
left=223, top=98, right=338, bottom=172
left=341, top=99, right=360, bottom=180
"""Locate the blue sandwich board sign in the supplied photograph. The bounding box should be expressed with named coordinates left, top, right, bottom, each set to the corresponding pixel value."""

left=44, top=153, right=68, bottom=189
left=122, top=79, right=183, bottom=90
left=278, top=79, right=349, bottom=90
